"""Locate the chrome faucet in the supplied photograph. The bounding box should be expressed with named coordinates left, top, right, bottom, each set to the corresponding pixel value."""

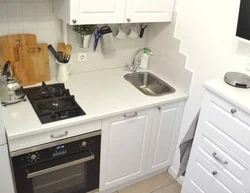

left=125, top=47, right=154, bottom=73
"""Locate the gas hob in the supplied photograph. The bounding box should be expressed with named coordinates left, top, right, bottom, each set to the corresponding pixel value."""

left=24, top=82, right=86, bottom=124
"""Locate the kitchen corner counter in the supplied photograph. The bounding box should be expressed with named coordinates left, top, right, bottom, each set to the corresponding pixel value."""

left=3, top=68, right=188, bottom=148
left=204, top=79, right=250, bottom=114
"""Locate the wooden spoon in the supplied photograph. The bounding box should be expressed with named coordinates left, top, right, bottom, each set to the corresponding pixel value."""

left=65, top=44, right=72, bottom=55
left=57, top=42, right=65, bottom=53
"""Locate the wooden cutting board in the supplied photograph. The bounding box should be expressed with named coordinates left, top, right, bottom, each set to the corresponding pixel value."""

left=0, top=34, right=37, bottom=75
left=27, top=43, right=51, bottom=82
left=0, top=37, right=12, bottom=68
left=7, top=34, right=37, bottom=63
left=17, top=47, right=37, bottom=86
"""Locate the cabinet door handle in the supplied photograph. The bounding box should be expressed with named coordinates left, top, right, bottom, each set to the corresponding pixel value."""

left=50, top=131, right=68, bottom=139
left=212, top=152, right=228, bottom=165
left=127, top=18, right=131, bottom=22
left=157, top=106, right=161, bottom=110
left=212, top=171, right=218, bottom=176
left=72, top=19, right=77, bottom=24
left=123, top=112, right=138, bottom=118
left=231, top=109, right=237, bottom=114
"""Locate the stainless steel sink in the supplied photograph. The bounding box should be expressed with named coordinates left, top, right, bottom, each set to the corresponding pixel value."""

left=124, top=72, right=175, bottom=96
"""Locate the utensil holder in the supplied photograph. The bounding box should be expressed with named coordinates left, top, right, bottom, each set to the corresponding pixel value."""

left=56, top=61, right=73, bottom=83
left=78, top=34, right=92, bottom=48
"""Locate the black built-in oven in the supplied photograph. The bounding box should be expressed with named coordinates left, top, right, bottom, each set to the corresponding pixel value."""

left=11, top=131, right=101, bottom=193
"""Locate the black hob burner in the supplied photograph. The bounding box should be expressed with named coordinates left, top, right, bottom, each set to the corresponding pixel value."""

left=24, top=82, right=86, bottom=124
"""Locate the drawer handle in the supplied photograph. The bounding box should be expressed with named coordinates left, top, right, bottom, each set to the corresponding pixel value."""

left=123, top=112, right=138, bottom=118
left=50, top=131, right=68, bottom=139
left=231, top=109, right=237, bottom=114
left=212, top=171, right=218, bottom=176
left=212, top=152, right=228, bottom=165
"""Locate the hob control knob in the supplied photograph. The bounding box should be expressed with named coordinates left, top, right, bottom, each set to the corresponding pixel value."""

left=31, top=154, right=37, bottom=160
left=82, top=141, right=87, bottom=147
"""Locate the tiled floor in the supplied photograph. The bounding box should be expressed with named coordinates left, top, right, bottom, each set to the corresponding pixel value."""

left=115, top=172, right=181, bottom=193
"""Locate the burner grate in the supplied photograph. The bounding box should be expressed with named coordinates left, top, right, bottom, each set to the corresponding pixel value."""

left=24, top=82, right=86, bottom=124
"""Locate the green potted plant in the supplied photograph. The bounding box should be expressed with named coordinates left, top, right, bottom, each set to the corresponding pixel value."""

left=73, top=25, right=97, bottom=48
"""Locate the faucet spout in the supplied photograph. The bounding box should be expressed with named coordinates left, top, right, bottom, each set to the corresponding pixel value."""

left=126, top=47, right=154, bottom=73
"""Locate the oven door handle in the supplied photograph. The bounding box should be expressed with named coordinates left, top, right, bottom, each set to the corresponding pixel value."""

left=26, top=154, right=95, bottom=179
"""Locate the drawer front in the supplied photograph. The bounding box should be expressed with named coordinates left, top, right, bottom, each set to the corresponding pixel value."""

left=9, top=120, right=101, bottom=152
left=193, top=128, right=250, bottom=192
left=185, top=149, right=244, bottom=193
left=198, top=91, right=250, bottom=164
left=181, top=183, right=195, bottom=193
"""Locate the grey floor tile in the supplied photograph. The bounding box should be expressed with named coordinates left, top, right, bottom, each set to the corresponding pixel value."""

left=119, top=174, right=172, bottom=193
left=162, top=172, right=176, bottom=182
left=152, top=182, right=182, bottom=193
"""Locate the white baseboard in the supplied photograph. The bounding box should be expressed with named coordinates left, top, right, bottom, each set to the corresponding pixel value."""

left=168, top=166, right=184, bottom=185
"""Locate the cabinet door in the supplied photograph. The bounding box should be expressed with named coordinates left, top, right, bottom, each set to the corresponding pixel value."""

left=146, top=102, right=184, bottom=173
left=71, top=0, right=126, bottom=24
left=0, top=145, right=15, bottom=193
left=125, top=0, right=175, bottom=23
left=100, top=108, right=154, bottom=191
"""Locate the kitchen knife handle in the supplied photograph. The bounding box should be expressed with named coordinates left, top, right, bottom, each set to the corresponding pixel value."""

left=48, top=45, right=59, bottom=60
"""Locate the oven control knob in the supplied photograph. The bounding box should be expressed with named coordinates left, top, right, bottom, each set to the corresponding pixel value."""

left=82, top=141, right=87, bottom=147
left=31, top=154, right=37, bottom=160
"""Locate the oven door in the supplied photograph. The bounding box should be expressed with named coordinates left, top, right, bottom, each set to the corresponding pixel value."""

left=24, top=150, right=98, bottom=193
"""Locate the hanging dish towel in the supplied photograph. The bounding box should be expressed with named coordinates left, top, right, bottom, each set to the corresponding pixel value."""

left=177, top=110, right=200, bottom=178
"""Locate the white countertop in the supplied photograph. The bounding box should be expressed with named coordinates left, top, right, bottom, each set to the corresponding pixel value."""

left=3, top=68, right=188, bottom=140
left=204, top=79, right=250, bottom=113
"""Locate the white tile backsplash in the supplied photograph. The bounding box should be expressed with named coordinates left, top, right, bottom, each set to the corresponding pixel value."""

left=0, top=0, right=146, bottom=77
left=146, top=13, right=193, bottom=93
left=22, top=2, right=37, bottom=17
left=7, top=3, right=23, bottom=17
left=0, top=0, right=191, bottom=93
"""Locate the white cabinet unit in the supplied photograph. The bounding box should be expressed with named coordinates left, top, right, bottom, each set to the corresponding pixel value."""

left=125, top=0, right=175, bottom=23
left=181, top=86, right=250, bottom=193
left=0, top=105, right=15, bottom=193
left=53, top=0, right=125, bottom=25
left=53, top=0, right=176, bottom=24
left=100, top=101, right=185, bottom=191
left=147, top=102, right=184, bottom=173
left=100, top=108, right=154, bottom=190
left=0, top=145, right=15, bottom=193
left=184, top=149, right=244, bottom=193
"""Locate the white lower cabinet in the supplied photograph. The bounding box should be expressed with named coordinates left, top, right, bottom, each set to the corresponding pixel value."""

left=146, top=102, right=184, bottom=173
left=181, top=183, right=195, bottom=193
left=184, top=150, right=244, bottom=193
left=100, top=108, right=154, bottom=191
left=181, top=89, right=250, bottom=193
left=0, top=145, right=15, bottom=193
left=100, top=101, right=185, bottom=191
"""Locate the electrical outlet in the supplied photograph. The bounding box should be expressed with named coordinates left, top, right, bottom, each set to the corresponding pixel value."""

left=78, top=53, right=87, bottom=62
left=246, top=57, right=250, bottom=71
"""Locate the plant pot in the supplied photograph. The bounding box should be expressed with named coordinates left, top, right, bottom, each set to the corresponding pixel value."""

left=78, top=34, right=93, bottom=48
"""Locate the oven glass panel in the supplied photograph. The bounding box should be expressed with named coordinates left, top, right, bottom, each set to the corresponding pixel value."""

left=32, top=163, right=87, bottom=193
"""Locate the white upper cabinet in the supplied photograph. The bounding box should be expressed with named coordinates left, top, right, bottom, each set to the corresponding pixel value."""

left=53, top=0, right=176, bottom=25
left=125, top=0, right=175, bottom=23
left=53, top=0, right=125, bottom=25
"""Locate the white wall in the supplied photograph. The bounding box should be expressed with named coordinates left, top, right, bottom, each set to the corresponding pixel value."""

left=170, top=0, right=250, bottom=180
left=0, top=0, right=146, bottom=77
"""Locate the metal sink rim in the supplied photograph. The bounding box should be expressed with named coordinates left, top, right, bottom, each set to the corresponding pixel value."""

left=124, top=72, right=176, bottom=96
